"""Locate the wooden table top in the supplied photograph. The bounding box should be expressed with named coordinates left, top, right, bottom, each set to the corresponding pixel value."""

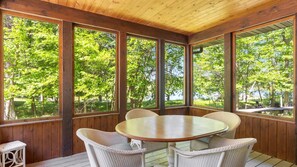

left=115, top=115, right=228, bottom=142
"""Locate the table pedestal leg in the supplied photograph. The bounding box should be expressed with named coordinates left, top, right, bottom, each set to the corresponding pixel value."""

left=167, top=142, right=176, bottom=167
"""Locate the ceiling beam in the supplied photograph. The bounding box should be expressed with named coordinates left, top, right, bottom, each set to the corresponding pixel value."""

left=189, top=0, right=297, bottom=44
left=0, top=0, right=187, bottom=44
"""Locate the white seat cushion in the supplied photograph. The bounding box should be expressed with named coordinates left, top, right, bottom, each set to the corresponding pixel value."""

left=190, top=137, right=209, bottom=151
left=110, top=143, right=133, bottom=150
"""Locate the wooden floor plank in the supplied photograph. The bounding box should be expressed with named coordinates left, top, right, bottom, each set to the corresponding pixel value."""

left=247, top=151, right=262, bottom=161
left=27, top=142, right=296, bottom=167
left=274, top=161, right=293, bottom=167
left=27, top=153, right=88, bottom=167
left=256, top=157, right=282, bottom=167
left=245, top=154, right=271, bottom=167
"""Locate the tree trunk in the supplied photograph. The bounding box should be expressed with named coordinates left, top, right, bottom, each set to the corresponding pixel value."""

left=130, top=99, right=135, bottom=109
left=244, top=85, right=248, bottom=109
left=166, top=95, right=170, bottom=101
left=283, top=91, right=289, bottom=107
left=270, top=83, right=275, bottom=107
left=4, top=99, right=16, bottom=120
left=41, top=94, right=44, bottom=115
left=31, top=97, right=36, bottom=116
left=84, top=100, right=87, bottom=113
left=281, top=33, right=291, bottom=107
left=257, top=84, right=263, bottom=102
left=236, top=92, right=240, bottom=110
left=110, top=77, right=117, bottom=111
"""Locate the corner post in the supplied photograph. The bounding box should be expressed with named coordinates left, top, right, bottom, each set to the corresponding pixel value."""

left=294, top=14, right=297, bottom=164
left=224, top=33, right=235, bottom=112
left=118, top=32, right=127, bottom=122
left=61, top=21, right=74, bottom=156
left=185, top=44, right=192, bottom=114
left=159, top=39, right=165, bottom=115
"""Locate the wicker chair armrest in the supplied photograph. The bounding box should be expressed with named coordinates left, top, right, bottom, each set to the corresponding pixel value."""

left=209, top=136, right=256, bottom=148
left=104, top=146, right=146, bottom=155
left=171, top=137, right=256, bottom=158
left=170, top=146, right=223, bottom=158
left=94, top=146, right=146, bottom=167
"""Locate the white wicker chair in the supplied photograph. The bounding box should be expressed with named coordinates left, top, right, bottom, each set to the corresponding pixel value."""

left=190, top=111, right=241, bottom=150
left=172, top=136, right=257, bottom=167
left=126, top=109, right=168, bottom=153
left=76, top=128, right=146, bottom=167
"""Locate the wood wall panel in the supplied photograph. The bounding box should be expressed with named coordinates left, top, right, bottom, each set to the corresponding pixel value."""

left=0, top=107, right=295, bottom=164
left=72, top=116, right=81, bottom=154
left=0, top=114, right=118, bottom=163
left=287, top=123, right=296, bottom=162
left=87, top=117, right=95, bottom=129
left=51, top=121, right=60, bottom=159
left=261, top=119, right=269, bottom=155
left=94, top=117, right=101, bottom=130
left=72, top=114, right=119, bottom=154
left=0, top=120, right=62, bottom=164
left=33, top=123, right=43, bottom=162
left=245, top=117, right=253, bottom=138
left=100, top=116, right=107, bottom=131
left=1, top=127, right=12, bottom=142
left=108, top=115, right=116, bottom=132
left=268, top=120, right=277, bottom=157
left=189, top=107, right=296, bottom=163
left=165, top=107, right=188, bottom=115
left=239, top=116, right=246, bottom=139
left=252, top=118, right=261, bottom=151
left=42, top=122, right=52, bottom=160
left=23, top=124, right=34, bottom=163
left=189, top=107, right=218, bottom=117
left=277, top=122, right=287, bottom=160
left=12, top=126, right=23, bottom=141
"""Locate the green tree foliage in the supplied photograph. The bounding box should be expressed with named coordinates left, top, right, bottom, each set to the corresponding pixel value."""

left=74, top=27, right=116, bottom=113
left=193, top=42, right=224, bottom=109
left=127, top=36, right=157, bottom=109
left=3, top=15, right=59, bottom=120
left=236, top=23, right=293, bottom=117
left=165, top=43, right=185, bottom=106
left=3, top=15, right=293, bottom=119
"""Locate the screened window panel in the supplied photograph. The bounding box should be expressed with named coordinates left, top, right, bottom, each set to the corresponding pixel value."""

left=127, top=36, right=157, bottom=109
left=235, top=20, right=294, bottom=118
left=74, top=27, right=117, bottom=114
left=192, top=39, right=224, bottom=109
left=3, top=15, right=59, bottom=120
left=165, top=43, right=185, bottom=107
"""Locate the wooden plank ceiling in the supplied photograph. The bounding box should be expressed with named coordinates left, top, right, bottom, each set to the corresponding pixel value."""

left=42, top=0, right=281, bottom=35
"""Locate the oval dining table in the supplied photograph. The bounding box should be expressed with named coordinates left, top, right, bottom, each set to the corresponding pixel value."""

left=115, top=115, right=228, bottom=167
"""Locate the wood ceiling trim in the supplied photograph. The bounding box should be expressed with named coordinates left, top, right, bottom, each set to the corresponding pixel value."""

left=0, top=0, right=187, bottom=44
left=189, top=0, right=297, bottom=44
